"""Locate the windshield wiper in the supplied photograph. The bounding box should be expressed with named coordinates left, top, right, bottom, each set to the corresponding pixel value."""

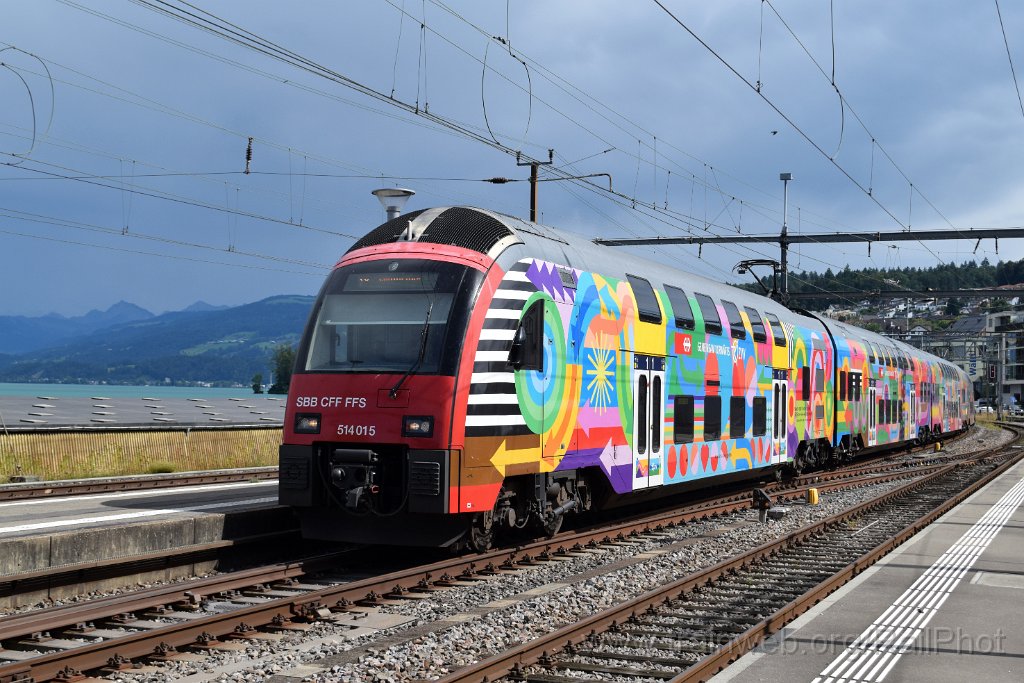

left=389, top=296, right=435, bottom=399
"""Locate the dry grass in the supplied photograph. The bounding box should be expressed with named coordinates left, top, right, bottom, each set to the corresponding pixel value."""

left=0, top=428, right=280, bottom=481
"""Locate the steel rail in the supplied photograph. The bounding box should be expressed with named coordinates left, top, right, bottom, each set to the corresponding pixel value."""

left=0, top=529, right=301, bottom=601
left=0, top=462, right=935, bottom=683
left=673, top=449, right=1024, bottom=682
left=0, top=427, right=992, bottom=682
left=435, top=446, right=1022, bottom=683
left=0, top=468, right=278, bottom=501
left=0, top=550, right=353, bottom=643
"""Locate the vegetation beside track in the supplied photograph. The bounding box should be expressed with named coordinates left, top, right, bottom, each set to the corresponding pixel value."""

left=0, top=427, right=279, bottom=480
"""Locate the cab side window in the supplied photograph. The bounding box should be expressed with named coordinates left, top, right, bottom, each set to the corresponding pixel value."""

left=508, top=299, right=544, bottom=371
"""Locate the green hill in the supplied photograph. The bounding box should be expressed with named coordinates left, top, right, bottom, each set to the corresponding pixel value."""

left=0, top=295, right=314, bottom=386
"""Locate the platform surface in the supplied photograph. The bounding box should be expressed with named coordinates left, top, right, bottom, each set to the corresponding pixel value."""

left=0, top=480, right=279, bottom=541
left=717, top=457, right=1024, bottom=683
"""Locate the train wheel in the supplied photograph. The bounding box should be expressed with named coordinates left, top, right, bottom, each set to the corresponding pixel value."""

left=468, top=511, right=494, bottom=552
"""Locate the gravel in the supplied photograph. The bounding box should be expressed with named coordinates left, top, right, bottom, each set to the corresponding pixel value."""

left=12, top=425, right=1007, bottom=682
left=100, top=474, right=917, bottom=683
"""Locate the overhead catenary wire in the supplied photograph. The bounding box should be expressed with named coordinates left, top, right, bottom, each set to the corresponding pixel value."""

left=650, top=0, right=960, bottom=274
left=0, top=205, right=333, bottom=269
left=1, top=153, right=363, bottom=239
left=0, top=226, right=327, bottom=276
left=56, top=0, right=871, bottom=259
left=994, top=0, right=1024, bottom=121
left=13, top=2, right=999, bottom=306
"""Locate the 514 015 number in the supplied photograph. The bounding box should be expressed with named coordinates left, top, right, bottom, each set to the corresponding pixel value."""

left=337, top=424, right=376, bottom=437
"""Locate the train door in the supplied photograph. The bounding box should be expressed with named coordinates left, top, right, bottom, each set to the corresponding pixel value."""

left=868, top=384, right=878, bottom=447
left=631, top=354, right=665, bottom=489
left=771, top=370, right=788, bottom=464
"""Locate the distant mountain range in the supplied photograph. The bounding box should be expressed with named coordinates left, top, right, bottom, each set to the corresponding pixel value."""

left=0, top=301, right=154, bottom=355
left=0, top=296, right=314, bottom=386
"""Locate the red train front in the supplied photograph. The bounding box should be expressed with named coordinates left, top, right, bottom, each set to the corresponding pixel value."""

left=279, top=218, right=495, bottom=547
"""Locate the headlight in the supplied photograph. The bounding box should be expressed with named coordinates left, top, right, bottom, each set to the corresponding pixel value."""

left=294, top=412, right=322, bottom=434
left=403, top=415, right=434, bottom=437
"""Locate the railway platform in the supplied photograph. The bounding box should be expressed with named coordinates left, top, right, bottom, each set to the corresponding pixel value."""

left=716, top=456, right=1024, bottom=683
left=0, top=478, right=289, bottom=607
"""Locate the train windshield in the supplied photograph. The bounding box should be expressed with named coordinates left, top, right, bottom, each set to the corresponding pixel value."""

left=298, top=259, right=483, bottom=375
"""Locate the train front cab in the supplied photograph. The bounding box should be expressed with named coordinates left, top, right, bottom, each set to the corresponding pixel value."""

left=278, top=244, right=496, bottom=547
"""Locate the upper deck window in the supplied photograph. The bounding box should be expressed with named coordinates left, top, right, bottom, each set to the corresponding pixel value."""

left=764, top=313, right=787, bottom=346
left=744, top=307, right=767, bottom=343
left=694, top=293, right=724, bottom=335
left=627, top=274, right=663, bottom=324
left=664, top=285, right=696, bottom=330
left=721, top=300, right=746, bottom=340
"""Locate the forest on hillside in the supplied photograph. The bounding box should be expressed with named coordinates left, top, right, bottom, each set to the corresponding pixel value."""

left=776, top=257, right=1024, bottom=309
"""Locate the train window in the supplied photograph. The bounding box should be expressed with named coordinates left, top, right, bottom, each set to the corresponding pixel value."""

left=664, top=285, right=696, bottom=330
left=815, top=365, right=825, bottom=392
left=704, top=396, right=722, bottom=441
left=764, top=313, right=787, bottom=346
left=867, top=344, right=875, bottom=363
left=300, top=258, right=479, bottom=375
left=744, top=307, right=767, bottom=343
left=694, top=293, right=724, bottom=334
left=850, top=371, right=862, bottom=401
left=753, top=396, right=767, bottom=436
left=508, top=299, right=544, bottom=371
left=674, top=395, right=695, bottom=443
left=730, top=396, right=746, bottom=438
left=801, top=367, right=811, bottom=401
left=721, top=301, right=747, bottom=340
left=627, top=274, right=663, bottom=324
left=878, top=399, right=885, bottom=424
left=839, top=370, right=847, bottom=401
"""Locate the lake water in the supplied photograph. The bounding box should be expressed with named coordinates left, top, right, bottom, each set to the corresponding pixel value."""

left=0, top=382, right=266, bottom=400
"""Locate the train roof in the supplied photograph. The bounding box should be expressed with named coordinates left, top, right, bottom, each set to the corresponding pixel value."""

left=348, top=206, right=970, bottom=383
left=350, top=206, right=823, bottom=331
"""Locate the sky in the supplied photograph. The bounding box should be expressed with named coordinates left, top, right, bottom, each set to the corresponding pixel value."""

left=2, top=1, right=1024, bottom=317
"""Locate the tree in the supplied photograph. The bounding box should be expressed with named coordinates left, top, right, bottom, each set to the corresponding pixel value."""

left=251, top=373, right=263, bottom=394
left=944, top=298, right=962, bottom=316
left=268, top=344, right=296, bottom=394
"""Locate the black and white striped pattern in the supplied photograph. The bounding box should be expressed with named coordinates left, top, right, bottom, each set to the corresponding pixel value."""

left=465, top=261, right=535, bottom=438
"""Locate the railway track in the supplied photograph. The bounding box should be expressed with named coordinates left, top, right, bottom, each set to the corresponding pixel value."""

left=0, top=427, right=1002, bottom=682
left=0, top=432, right=958, bottom=612
left=436, top=432, right=1023, bottom=682
left=0, top=468, right=278, bottom=501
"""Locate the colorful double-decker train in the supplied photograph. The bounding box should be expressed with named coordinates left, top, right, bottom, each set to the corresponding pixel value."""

left=279, top=206, right=974, bottom=549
